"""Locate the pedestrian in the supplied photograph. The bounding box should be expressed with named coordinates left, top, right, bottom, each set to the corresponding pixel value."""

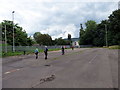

left=44, top=46, right=48, bottom=60
left=71, top=46, right=74, bottom=50
left=61, top=46, right=65, bottom=55
left=35, top=48, right=39, bottom=59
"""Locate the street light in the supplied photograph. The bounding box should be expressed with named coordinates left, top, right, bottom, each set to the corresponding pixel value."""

left=5, top=24, right=7, bottom=53
left=12, top=11, right=15, bottom=52
left=105, top=24, right=108, bottom=47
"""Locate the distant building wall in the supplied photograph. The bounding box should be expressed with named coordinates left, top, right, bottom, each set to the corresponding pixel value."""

left=80, top=45, right=93, bottom=48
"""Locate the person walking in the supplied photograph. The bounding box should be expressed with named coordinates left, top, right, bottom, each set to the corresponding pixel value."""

left=71, top=46, right=74, bottom=50
left=61, top=46, right=65, bottom=55
left=44, top=46, right=48, bottom=60
left=35, top=48, right=39, bottom=59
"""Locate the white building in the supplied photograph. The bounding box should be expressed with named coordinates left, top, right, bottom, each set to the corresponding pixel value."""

left=64, top=38, right=80, bottom=47
left=118, top=1, right=120, bottom=9
left=71, top=38, right=79, bottom=47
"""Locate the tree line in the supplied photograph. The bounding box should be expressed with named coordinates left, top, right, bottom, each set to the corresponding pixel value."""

left=79, top=9, right=120, bottom=46
left=33, top=32, right=71, bottom=46
left=1, top=20, right=34, bottom=46
left=1, top=20, right=71, bottom=46
left=1, top=9, right=119, bottom=47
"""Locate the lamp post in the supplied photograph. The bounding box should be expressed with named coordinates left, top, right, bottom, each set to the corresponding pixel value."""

left=5, top=24, right=7, bottom=53
left=12, top=11, right=15, bottom=52
left=105, top=24, right=108, bottom=47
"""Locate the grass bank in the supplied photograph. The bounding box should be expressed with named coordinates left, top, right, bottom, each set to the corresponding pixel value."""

left=1, top=48, right=62, bottom=57
left=108, top=45, right=120, bottom=49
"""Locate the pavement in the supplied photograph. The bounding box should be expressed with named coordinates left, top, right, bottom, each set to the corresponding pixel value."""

left=2, top=48, right=118, bottom=88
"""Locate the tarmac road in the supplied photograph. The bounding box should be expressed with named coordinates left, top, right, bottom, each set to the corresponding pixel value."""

left=2, top=48, right=118, bottom=88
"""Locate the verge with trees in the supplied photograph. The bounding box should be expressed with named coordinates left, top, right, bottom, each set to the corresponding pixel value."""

left=79, top=9, right=120, bottom=46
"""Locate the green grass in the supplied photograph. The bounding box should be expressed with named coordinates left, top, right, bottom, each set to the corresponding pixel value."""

left=108, top=45, right=120, bottom=49
left=0, top=43, right=10, bottom=46
left=1, top=48, right=64, bottom=57
left=49, top=48, right=61, bottom=51
left=2, top=51, right=24, bottom=57
left=0, top=44, right=2, bottom=46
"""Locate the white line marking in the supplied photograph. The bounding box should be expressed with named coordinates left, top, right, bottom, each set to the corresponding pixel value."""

left=4, top=69, right=20, bottom=75
left=89, top=54, right=97, bottom=63
left=4, top=72, right=11, bottom=74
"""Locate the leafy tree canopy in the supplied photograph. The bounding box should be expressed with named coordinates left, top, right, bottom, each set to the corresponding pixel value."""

left=1, top=20, right=34, bottom=46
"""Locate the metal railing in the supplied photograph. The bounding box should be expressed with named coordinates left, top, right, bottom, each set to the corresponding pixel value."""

left=1, top=45, right=70, bottom=52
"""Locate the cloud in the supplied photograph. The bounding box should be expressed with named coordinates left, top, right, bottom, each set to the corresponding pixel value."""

left=40, top=24, right=79, bottom=39
left=0, top=0, right=119, bottom=40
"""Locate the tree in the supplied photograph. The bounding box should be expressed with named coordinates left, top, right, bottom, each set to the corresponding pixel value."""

left=79, top=24, right=85, bottom=45
left=0, top=23, right=2, bottom=41
left=54, top=37, right=70, bottom=45
left=79, top=20, right=97, bottom=45
left=79, top=9, right=120, bottom=46
left=55, top=37, right=64, bottom=45
left=68, top=34, right=72, bottom=46
left=1, top=20, right=33, bottom=46
left=93, top=20, right=108, bottom=46
left=33, top=33, right=52, bottom=46
left=68, top=34, right=71, bottom=41
left=108, top=9, right=120, bottom=45
left=27, top=36, right=34, bottom=46
left=79, top=29, right=85, bottom=45
left=33, top=32, right=41, bottom=43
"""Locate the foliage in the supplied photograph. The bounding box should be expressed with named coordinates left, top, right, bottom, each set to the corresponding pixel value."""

left=1, top=20, right=34, bottom=46
left=68, top=34, right=71, bottom=41
left=68, top=34, right=72, bottom=46
left=33, top=32, right=53, bottom=45
left=54, top=37, right=70, bottom=45
left=33, top=32, right=41, bottom=43
left=108, top=9, right=120, bottom=45
left=0, top=24, right=2, bottom=41
left=80, top=20, right=97, bottom=45
left=33, top=32, right=71, bottom=45
left=79, top=9, right=120, bottom=46
left=93, top=20, right=107, bottom=46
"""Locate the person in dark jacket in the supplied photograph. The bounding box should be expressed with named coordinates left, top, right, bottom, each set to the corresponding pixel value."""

left=61, top=46, right=65, bottom=55
left=44, top=46, right=48, bottom=60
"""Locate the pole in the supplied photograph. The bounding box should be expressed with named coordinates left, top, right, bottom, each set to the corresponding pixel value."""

left=80, top=24, right=82, bottom=38
left=5, top=24, right=7, bottom=53
left=12, top=11, right=15, bottom=52
left=105, top=24, right=108, bottom=47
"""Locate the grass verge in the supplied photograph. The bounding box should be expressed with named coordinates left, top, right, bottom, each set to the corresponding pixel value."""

left=108, top=45, right=120, bottom=49
left=1, top=48, right=64, bottom=58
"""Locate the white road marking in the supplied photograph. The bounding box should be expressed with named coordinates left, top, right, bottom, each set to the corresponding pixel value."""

left=4, top=72, right=11, bottom=74
left=89, top=54, right=97, bottom=63
left=4, top=69, right=20, bottom=75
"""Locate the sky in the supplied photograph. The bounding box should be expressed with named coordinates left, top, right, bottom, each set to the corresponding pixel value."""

left=0, top=0, right=119, bottom=40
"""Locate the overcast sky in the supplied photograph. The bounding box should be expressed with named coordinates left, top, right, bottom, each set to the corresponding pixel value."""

left=0, top=0, right=119, bottom=39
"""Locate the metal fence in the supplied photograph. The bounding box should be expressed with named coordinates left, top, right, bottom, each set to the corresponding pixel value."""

left=80, top=45, right=93, bottom=48
left=1, top=45, right=71, bottom=52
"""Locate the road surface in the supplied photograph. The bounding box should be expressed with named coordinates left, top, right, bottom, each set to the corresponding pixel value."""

left=2, top=48, right=118, bottom=88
